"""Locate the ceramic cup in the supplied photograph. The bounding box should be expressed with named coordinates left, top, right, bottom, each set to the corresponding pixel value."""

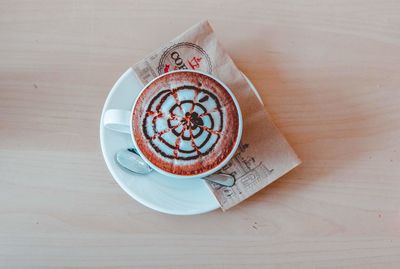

left=103, top=70, right=243, bottom=178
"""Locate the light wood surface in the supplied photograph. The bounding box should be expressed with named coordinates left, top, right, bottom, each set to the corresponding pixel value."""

left=1, top=1, right=400, bottom=268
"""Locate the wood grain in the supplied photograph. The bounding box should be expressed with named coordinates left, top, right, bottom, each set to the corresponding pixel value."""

left=1, top=0, right=400, bottom=268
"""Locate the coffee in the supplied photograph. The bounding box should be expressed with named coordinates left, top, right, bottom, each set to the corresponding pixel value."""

left=132, top=71, right=240, bottom=176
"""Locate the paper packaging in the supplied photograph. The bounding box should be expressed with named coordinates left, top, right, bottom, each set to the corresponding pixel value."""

left=132, top=21, right=301, bottom=211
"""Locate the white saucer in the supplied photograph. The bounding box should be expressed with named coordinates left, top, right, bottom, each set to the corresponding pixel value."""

left=100, top=68, right=264, bottom=215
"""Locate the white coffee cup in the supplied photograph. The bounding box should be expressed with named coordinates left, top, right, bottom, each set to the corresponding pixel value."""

left=103, top=70, right=242, bottom=179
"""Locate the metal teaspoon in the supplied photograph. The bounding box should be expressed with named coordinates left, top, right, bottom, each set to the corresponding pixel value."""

left=116, top=148, right=235, bottom=187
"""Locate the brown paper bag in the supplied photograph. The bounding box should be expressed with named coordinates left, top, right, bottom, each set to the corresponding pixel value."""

left=132, top=21, right=301, bottom=210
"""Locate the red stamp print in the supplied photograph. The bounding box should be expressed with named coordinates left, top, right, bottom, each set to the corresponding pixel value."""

left=157, top=42, right=212, bottom=75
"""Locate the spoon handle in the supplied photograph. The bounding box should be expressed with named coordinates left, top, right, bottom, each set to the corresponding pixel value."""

left=122, top=148, right=235, bottom=187
left=204, top=173, right=235, bottom=187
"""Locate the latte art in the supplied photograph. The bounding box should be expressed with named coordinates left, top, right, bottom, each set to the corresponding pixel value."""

left=143, top=86, right=223, bottom=160
left=133, top=72, right=240, bottom=176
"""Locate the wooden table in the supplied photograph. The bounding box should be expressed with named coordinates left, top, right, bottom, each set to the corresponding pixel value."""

left=1, top=1, right=400, bottom=268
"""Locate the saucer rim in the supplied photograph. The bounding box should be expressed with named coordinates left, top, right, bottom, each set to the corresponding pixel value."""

left=99, top=68, right=263, bottom=215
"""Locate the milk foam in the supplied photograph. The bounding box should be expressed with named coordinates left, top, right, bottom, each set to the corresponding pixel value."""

left=143, top=87, right=224, bottom=163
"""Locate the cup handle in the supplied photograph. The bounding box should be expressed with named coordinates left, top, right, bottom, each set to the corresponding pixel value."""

left=103, top=109, right=131, bottom=134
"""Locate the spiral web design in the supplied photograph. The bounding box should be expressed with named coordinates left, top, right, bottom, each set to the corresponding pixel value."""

left=142, top=85, right=224, bottom=161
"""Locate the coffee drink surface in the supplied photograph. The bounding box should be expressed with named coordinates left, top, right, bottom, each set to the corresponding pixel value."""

left=132, top=71, right=240, bottom=176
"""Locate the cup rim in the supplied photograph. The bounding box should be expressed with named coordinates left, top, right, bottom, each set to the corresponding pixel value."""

left=130, top=70, right=243, bottom=179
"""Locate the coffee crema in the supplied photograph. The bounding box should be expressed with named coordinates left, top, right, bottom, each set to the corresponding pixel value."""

left=132, top=71, right=240, bottom=176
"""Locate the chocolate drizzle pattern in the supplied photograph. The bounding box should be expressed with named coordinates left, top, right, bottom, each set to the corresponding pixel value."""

left=142, top=85, right=223, bottom=160
left=132, top=72, right=240, bottom=176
